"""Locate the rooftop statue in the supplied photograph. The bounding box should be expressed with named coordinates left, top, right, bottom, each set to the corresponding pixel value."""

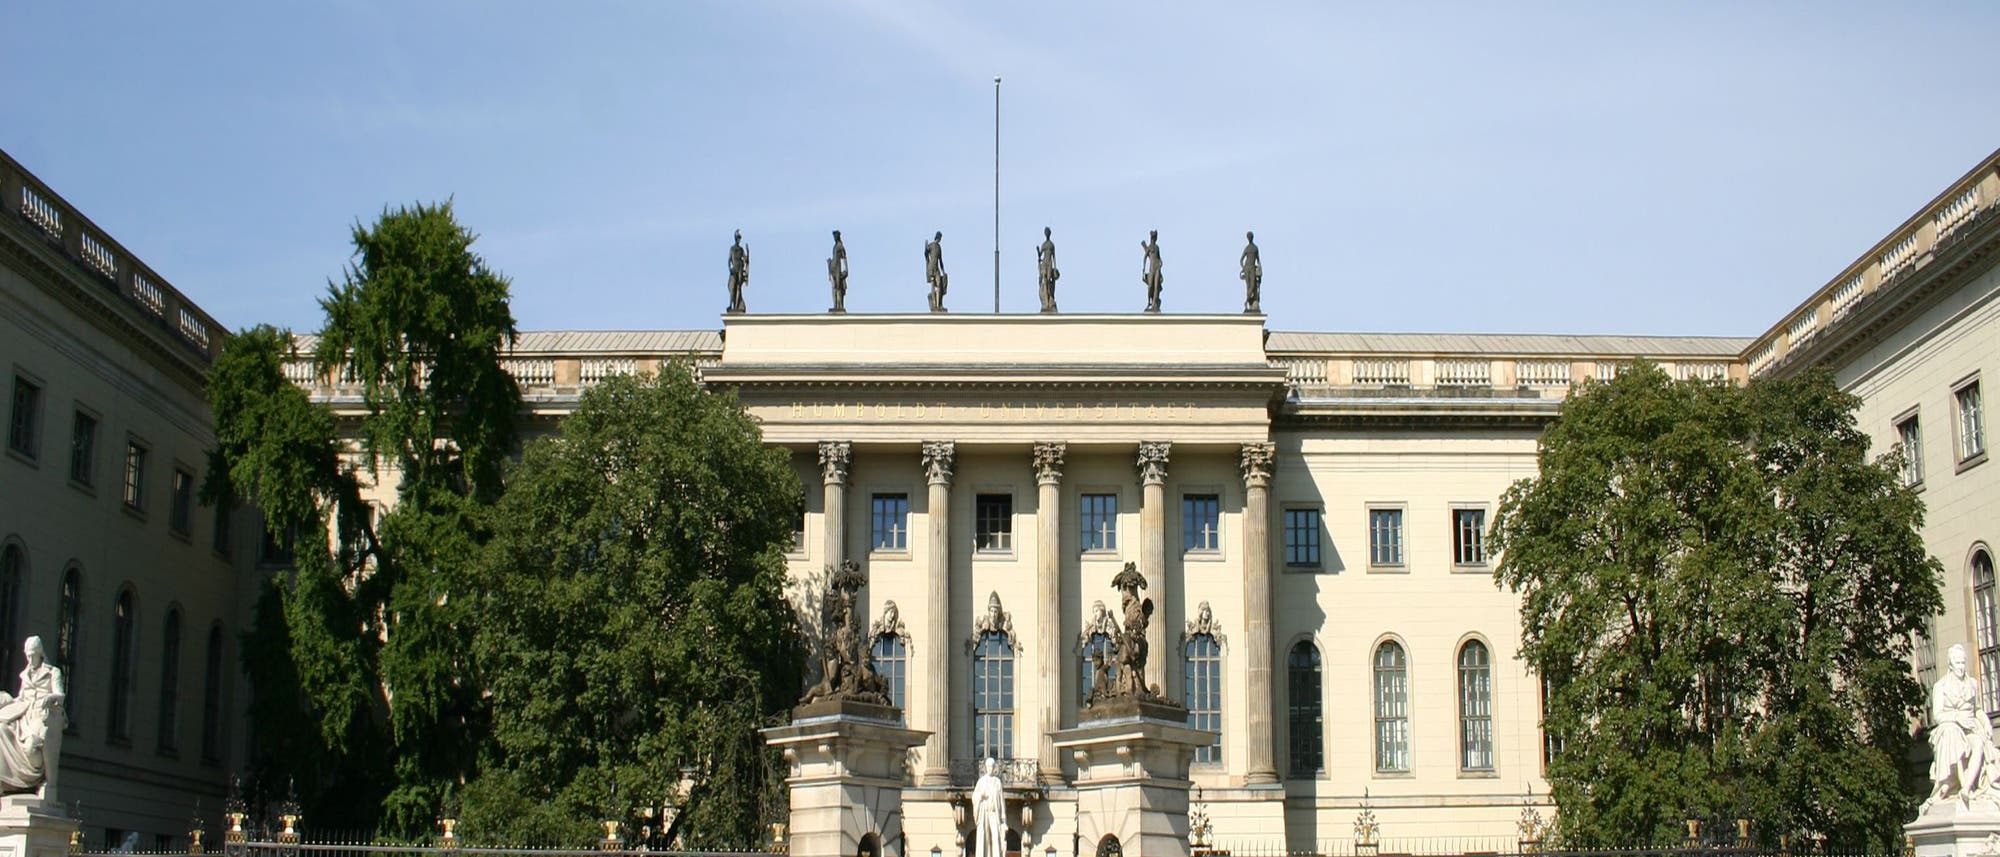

left=726, top=230, right=749, bottom=314
left=925, top=231, right=949, bottom=313
left=827, top=230, right=849, bottom=313
left=0, top=636, right=65, bottom=796
left=1036, top=227, right=1060, bottom=313
left=801, top=560, right=892, bottom=708
left=1140, top=230, right=1163, bottom=313
left=1240, top=231, right=1262, bottom=313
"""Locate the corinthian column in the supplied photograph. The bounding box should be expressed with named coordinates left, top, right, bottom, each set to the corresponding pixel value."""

left=1136, top=440, right=1171, bottom=697
left=1033, top=441, right=1066, bottom=783
left=818, top=441, right=851, bottom=569
left=1240, top=441, right=1278, bottom=785
left=920, top=441, right=955, bottom=786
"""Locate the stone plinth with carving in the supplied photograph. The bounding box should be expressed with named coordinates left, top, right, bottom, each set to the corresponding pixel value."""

left=764, top=711, right=929, bottom=857
left=1051, top=714, right=1211, bottom=857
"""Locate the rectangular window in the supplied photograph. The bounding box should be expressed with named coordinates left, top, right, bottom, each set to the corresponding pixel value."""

left=8, top=376, right=41, bottom=459
left=1959, top=380, right=1986, bottom=462
left=1080, top=493, right=1119, bottom=552
left=1284, top=508, right=1323, bottom=567
left=788, top=493, right=805, bottom=553
left=1453, top=508, right=1486, bottom=566
left=1185, top=635, right=1223, bottom=764
left=212, top=499, right=232, bottom=557
left=122, top=442, right=148, bottom=511
left=70, top=411, right=97, bottom=486
left=975, top=493, right=1013, bottom=552
left=1182, top=493, right=1220, bottom=553
left=259, top=522, right=296, bottom=567
left=1898, top=412, right=1924, bottom=487
left=169, top=469, right=195, bottom=536
left=1368, top=508, right=1403, bottom=567
left=870, top=493, right=908, bottom=551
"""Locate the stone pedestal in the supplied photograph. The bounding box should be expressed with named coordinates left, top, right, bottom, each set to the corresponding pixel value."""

left=1908, top=805, right=2000, bottom=857
left=766, top=701, right=930, bottom=857
left=0, top=797, right=79, bottom=857
left=1052, top=705, right=1210, bottom=857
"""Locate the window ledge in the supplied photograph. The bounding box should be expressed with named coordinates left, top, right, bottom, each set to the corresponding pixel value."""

left=1371, top=769, right=1414, bottom=779
left=1458, top=769, right=1499, bottom=779
left=1183, top=550, right=1225, bottom=563
left=5, top=448, right=38, bottom=468
left=169, top=528, right=192, bottom=544
left=1081, top=550, right=1123, bottom=560
left=1366, top=564, right=1409, bottom=574
left=1283, top=563, right=1326, bottom=574
left=121, top=503, right=146, bottom=521
left=68, top=478, right=95, bottom=497
left=1451, top=563, right=1490, bottom=574
left=1958, top=451, right=1989, bottom=475
left=868, top=549, right=912, bottom=561
left=973, top=549, right=1018, bottom=562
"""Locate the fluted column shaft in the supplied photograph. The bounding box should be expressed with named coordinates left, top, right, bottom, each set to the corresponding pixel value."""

left=818, top=441, right=851, bottom=571
left=1137, top=441, right=1171, bottom=697
left=921, top=441, right=955, bottom=786
left=1241, top=442, right=1278, bottom=785
left=1033, top=442, right=1066, bottom=783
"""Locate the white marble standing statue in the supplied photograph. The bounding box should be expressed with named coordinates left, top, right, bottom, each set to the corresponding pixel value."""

left=972, top=757, right=1005, bottom=857
left=1927, top=643, right=2000, bottom=812
left=0, top=637, right=65, bottom=797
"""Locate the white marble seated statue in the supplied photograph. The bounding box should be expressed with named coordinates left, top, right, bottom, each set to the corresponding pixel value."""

left=1927, top=643, right=2000, bottom=812
left=0, top=636, right=66, bottom=796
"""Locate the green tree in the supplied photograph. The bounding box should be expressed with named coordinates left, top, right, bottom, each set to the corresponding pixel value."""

left=1492, top=363, right=1940, bottom=850
left=206, top=202, right=519, bottom=835
left=463, top=368, right=803, bottom=848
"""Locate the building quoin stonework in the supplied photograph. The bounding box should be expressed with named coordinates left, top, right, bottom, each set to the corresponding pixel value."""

left=3, top=144, right=1996, bottom=852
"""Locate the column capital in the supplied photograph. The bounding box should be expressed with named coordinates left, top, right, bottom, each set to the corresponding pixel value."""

left=1240, top=441, right=1276, bottom=488
left=818, top=441, right=852, bottom=485
left=1032, top=441, right=1066, bottom=485
left=1136, top=440, right=1172, bottom=486
left=921, top=441, right=956, bottom=486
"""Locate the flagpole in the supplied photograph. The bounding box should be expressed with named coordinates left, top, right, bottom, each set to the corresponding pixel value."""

left=993, top=75, right=1001, bottom=314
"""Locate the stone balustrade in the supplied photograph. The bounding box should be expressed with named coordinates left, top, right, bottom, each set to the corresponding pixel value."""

left=1, top=151, right=223, bottom=364
left=1749, top=154, right=2000, bottom=377
left=1265, top=351, right=1745, bottom=399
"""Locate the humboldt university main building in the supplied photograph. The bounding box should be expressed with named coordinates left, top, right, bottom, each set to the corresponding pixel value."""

left=2, top=145, right=1996, bottom=851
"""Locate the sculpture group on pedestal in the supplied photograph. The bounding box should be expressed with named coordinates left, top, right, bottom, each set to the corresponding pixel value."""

left=0, top=636, right=64, bottom=796
left=800, top=560, right=892, bottom=708
left=1925, top=643, right=2000, bottom=813
left=1083, top=563, right=1164, bottom=709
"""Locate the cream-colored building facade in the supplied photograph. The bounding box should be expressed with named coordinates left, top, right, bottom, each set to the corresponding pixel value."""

left=1, top=152, right=247, bottom=847
left=5, top=140, right=1997, bottom=853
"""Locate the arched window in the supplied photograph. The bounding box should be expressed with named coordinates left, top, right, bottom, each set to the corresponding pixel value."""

left=0, top=544, right=22, bottom=679
left=158, top=608, right=182, bottom=754
left=109, top=588, right=136, bottom=741
left=1458, top=640, right=1493, bottom=771
left=971, top=632, right=1014, bottom=760
left=201, top=624, right=224, bottom=764
left=1286, top=640, right=1322, bottom=776
left=1374, top=641, right=1409, bottom=772
left=869, top=632, right=907, bottom=719
left=1080, top=632, right=1117, bottom=703
left=1977, top=551, right=2000, bottom=713
left=1185, top=634, right=1223, bottom=764
left=57, top=566, right=81, bottom=732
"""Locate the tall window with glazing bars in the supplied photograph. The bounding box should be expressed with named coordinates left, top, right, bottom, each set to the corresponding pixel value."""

left=1185, top=634, right=1223, bottom=763
left=1978, top=552, right=2000, bottom=713
left=1287, top=641, right=1322, bottom=776
left=972, top=632, right=1015, bottom=759
left=870, top=632, right=907, bottom=720
left=1374, top=641, right=1409, bottom=772
left=1458, top=640, right=1492, bottom=771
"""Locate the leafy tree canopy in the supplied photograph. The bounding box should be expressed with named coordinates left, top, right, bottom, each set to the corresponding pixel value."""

left=1492, top=362, right=1941, bottom=850
left=462, top=368, right=802, bottom=847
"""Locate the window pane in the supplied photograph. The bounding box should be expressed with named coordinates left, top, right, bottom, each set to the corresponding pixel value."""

left=1458, top=641, right=1492, bottom=771
left=1080, top=633, right=1118, bottom=703
left=159, top=610, right=182, bottom=752
left=1374, top=642, right=1409, bottom=772
left=202, top=625, right=224, bottom=763
left=1287, top=641, right=1322, bottom=776
left=1081, top=493, right=1118, bottom=552
left=1454, top=509, right=1486, bottom=565
left=110, top=590, right=135, bottom=740
left=1899, top=416, right=1924, bottom=486
left=976, top=494, right=1013, bottom=551
left=1979, top=554, right=2000, bottom=713
left=1370, top=509, right=1403, bottom=566
left=870, top=634, right=907, bottom=720
left=170, top=470, right=195, bottom=535
left=0, top=546, right=20, bottom=679
left=1182, top=494, right=1220, bottom=553
left=871, top=494, right=908, bottom=551
left=1185, top=635, right=1223, bottom=763
left=973, top=633, right=1014, bottom=759
left=1961, top=383, right=1986, bottom=460
left=70, top=412, right=97, bottom=485
left=123, top=444, right=147, bottom=510
left=1284, top=508, right=1322, bottom=567
left=8, top=377, right=40, bottom=458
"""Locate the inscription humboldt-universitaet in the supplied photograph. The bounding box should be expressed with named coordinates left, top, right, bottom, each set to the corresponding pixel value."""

left=782, top=400, right=1203, bottom=422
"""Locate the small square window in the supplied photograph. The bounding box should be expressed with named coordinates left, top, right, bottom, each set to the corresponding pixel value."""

left=170, top=469, right=196, bottom=536
left=1453, top=508, right=1487, bottom=566
left=8, top=376, right=42, bottom=459
left=259, top=521, right=296, bottom=567
left=975, top=493, right=1013, bottom=552
left=1897, top=412, right=1924, bottom=487
left=1958, top=380, right=1986, bottom=463
left=1080, top=493, right=1119, bottom=552
left=870, top=493, right=909, bottom=551
left=1284, top=508, right=1322, bottom=567
left=1368, top=508, right=1403, bottom=567
left=122, top=442, right=148, bottom=511
left=1182, top=493, right=1220, bottom=553
left=70, top=411, right=98, bottom=486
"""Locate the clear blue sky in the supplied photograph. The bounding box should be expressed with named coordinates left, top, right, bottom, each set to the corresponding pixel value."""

left=6, top=2, right=1998, bottom=338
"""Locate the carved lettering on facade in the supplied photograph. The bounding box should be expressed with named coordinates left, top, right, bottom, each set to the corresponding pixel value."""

left=775, top=401, right=1204, bottom=423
